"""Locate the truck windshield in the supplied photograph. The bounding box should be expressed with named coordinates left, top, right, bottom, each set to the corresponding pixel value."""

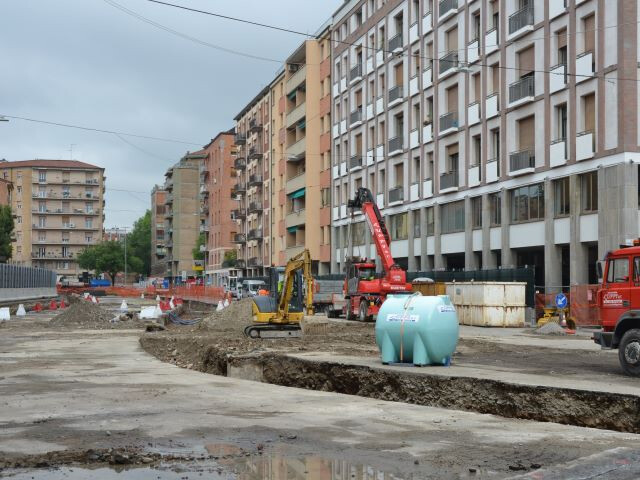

left=358, top=268, right=376, bottom=280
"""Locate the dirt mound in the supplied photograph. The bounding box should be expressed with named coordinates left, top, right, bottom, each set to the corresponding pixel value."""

left=49, top=301, right=142, bottom=330
left=534, top=321, right=567, bottom=336
left=197, top=299, right=254, bottom=334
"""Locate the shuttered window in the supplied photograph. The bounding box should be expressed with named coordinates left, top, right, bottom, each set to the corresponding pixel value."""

left=518, top=116, right=535, bottom=150
left=583, top=14, right=595, bottom=54
left=518, top=46, right=535, bottom=77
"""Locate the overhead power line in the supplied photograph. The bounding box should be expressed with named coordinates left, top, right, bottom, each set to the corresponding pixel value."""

left=145, top=0, right=640, bottom=83
left=0, top=114, right=202, bottom=146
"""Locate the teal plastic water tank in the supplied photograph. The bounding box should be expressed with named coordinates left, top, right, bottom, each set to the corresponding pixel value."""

left=375, top=293, right=459, bottom=366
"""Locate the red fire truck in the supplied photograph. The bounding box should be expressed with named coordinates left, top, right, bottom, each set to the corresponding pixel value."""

left=593, top=240, right=640, bottom=376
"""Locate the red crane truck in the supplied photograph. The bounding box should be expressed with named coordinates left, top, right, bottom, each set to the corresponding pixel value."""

left=593, top=240, right=640, bottom=376
left=342, top=187, right=412, bottom=321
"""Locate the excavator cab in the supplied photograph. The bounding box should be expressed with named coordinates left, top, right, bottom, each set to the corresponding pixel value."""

left=252, top=267, right=304, bottom=318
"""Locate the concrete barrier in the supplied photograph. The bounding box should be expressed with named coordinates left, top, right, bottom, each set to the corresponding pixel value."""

left=0, top=287, right=57, bottom=303
left=446, top=282, right=527, bottom=327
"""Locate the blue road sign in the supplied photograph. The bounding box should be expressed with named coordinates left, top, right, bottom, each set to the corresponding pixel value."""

left=555, top=293, right=568, bottom=309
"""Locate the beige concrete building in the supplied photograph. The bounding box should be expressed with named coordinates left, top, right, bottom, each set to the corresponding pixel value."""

left=164, top=151, right=205, bottom=282
left=233, top=88, right=272, bottom=276
left=150, top=185, right=168, bottom=277
left=270, top=70, right=287, bottom=269
left=0, top=160, right=105, bottom=276
left=0, top=178, right=12, bottom=206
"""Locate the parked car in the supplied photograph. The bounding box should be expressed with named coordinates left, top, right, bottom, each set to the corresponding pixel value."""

left=240, top=280, right=266, bottom=298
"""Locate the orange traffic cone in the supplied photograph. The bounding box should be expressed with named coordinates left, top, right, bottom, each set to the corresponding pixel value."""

left=33, top=303, right=42, bottom=312
left=59, top=300, right=67, bottom=309
left=49, top=300, right=58, bottom=310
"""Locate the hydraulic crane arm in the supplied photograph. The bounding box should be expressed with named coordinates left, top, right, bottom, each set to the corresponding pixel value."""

left=348, top=187, right=397, bottom=273
left=278, top=248, right=314, bottom=318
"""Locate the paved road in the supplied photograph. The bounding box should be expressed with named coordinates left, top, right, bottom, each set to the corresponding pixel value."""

left=1, top=319, right=639, bottom=479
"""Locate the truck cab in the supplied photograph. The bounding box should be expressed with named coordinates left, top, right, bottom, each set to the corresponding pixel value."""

left=594, top=241, right=640, bottom=376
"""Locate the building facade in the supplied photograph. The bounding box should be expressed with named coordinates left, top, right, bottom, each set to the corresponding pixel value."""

left=330, top=0, right=640, bottom=290
left=233, top=89, right=273, bottom=276
left=150, top=185, right=168, bottom=277
left=103, top=227, right=127, bottom=243
left=0, top=160, right=105, bottom=276
left=0, top=177, right=12, bottom=206
left=202, top=130, right=239, bottom=284
left=164, top=152, right=205, bottom=282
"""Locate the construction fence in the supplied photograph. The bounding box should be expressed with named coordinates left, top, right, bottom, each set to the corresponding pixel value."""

left=0, top=264, right=57, bottom=302
left=534, top=284, right=600, bottom=327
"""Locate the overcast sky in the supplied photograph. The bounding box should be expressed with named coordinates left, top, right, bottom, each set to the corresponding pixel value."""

left=0, top=0, right=342, bottom=228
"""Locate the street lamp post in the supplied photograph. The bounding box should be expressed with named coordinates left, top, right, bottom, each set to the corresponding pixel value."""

left=115, top=227, right=128, bottom=286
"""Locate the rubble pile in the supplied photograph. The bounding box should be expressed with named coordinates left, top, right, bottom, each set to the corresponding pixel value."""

left=49, top=301, right=141, bottom=330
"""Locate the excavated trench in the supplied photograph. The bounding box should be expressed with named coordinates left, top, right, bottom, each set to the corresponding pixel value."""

left=140, top=336, right=640, bottom=434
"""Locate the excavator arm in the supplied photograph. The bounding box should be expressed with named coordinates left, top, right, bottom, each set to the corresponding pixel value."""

left=278, top=248, right=314, bottom=318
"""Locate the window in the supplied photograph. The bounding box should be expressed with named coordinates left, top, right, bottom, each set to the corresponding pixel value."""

left=583, top=14, right=595, bottom=54
left=390, top=212, right=408, bottom=240
left=554, top=177, right=570, bottom=217
left=511, top=183, right=545, bottom=223
left=85, top=202, right=93, bottom=213
left=607, top=258, right=629, bottom=284
left=441, top=201, right=465, bottom=233
left=38, top=216, right=46, bottom=228
left=556, top=28, right=567, bottom=66
left=38, top=231, right=46, bottom=242
left=352, top=222, right=366, bottom=246
left=471, top=197, right=482, bottom=229
left=472, top=135, right=481, bottom=167
left=426, top=207, right=434, bottom=235
left=38, top=171, right=46, bottom=183
left=321, top=188, right=330, bottom=207
left=582, top=171, right=598, bottom=213
left=556, top=103, right=567, bottom=141
left=413, top=210, right=421, bottom=237
left=85, top=217, right=93, bottom=228
left=39, top=201, right=46, bottom=213
left=489, top=193, right=501, bottom=226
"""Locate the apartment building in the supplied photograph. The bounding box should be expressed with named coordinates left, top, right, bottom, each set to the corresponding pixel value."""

left=164, top=151, right=205, bottom=282
left=270, top=70, right=287, bottom=269
left=330, top=0, right=640, bottom=290
left=270, top=28, right=334, bottom=274
left=0, top=178, right=12, bottom=205
left=103, top=227, right=128, bottom=242
left=150, top=185, right=168, bottom=277
left=233, top=88, right=272, bottom=277
left=201, top=130, right=239, bottom=285
left=0, top=160, right=105, bottom=275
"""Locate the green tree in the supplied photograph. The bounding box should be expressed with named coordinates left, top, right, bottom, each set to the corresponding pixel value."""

left=0, top=205, right=15, bottom=262
left=126, top=210, right=151, bottom=275
left=192, top=232, right=205, bottom=261
left=222, top=249, right=237, bottom=268
left=77, top=241, right=124, bottom=284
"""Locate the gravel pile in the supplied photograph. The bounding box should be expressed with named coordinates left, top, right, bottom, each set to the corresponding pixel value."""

left=197, top=299, right=254, bottom=334
left=534, top=321, right=567, bottom=336
left=49, top=301, right=142, bottom=330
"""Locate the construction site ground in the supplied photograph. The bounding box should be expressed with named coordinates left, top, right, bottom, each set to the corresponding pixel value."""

left=1, top=297, right=640, bottom=479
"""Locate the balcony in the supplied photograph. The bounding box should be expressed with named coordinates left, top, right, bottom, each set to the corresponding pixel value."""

left=509, top=149, right=535, bottom=175
left=467, top=38, right=479, bottom=64
left=235, top=259, right=246, bottom=269
left=388, top=186, right=404, bottom=204
left=486, top=158, right=499, bottom=183
left=439, top=51, right=459, bottom=77
left=550, top=138, right=567, bottom=167
left=286, top=137, right=306, bottom=160
left=439, top=0, right=458, bottom=20
left=249, top=118, right=262, bottom=133
left=576, top=130, right=595, bottom=161
left=248, top=257, right=262, bottom=268
left=285, top=209, right=306, bottom=229
left=388, top=136, right=403, bottom=156
left=550, top=63, right=567, bottom=93
left=248, top=146, right=263, bottom=160
left=286, top=173, right=306, bottom=194
left=248, top=174, right=263, bottom=187
left=440, top=171, right=459, bottom=192
left=576, top=51, right=595, bottom=83
left=388, top=85, right=403, bottom=107
left=286, top=65, right=306, bottom=93
left=200, top=202, right=209, bottom=214
left=349, top=155, right=363, bottom=171
left=485, top=27, right=499, bottom=55
left=350, top=107, right=363, bottom=126
left=232, top=233, right=247, bottom=244
left=248, top=228, right=263, bottom=241
left=388, top=33, right=403, bottom=53
left=231, top=209, right=246, bottom=220
left=508, top=6, right=534, bottom=39
left=234, top=158, right=246, bottom=170
left=248, top=201, right=263, bottom=213
left=199, top=224, right=210, bottom=233
left=235, top=133, right=246, bottom=145
left=231, top=183, right=246, bottom=197
left=439, top=111, right=459, bottom=135
left=349, top=63, right=363, bottom=83
left=286, top=102, right=306, bottom=128
left=468, top=101, right=480, bottom=125
left=509, top=75, right=535, bottom=106
left=486, top=92, right=499, bottom=118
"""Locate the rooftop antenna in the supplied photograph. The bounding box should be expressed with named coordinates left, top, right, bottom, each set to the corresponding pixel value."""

left=69, top=144, right=77, bottom=160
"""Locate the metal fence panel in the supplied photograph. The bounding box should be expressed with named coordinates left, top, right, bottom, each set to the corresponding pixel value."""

left=0, top=264, right=56, bottom=288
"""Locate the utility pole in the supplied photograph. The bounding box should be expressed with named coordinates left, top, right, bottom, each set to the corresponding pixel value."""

left=123, top=227, right=127, bottom=285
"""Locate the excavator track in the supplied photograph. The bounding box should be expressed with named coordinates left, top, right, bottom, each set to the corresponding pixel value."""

left=243, top=324, right=302, bottom=339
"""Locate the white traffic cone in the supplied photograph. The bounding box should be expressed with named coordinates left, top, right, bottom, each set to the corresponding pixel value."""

left=169, top=299, right=175, bottom=309
left=153, top=303, right=162, bottom=318
left=156, top=295, right=161, bottom=302
left=120, top=300, right=128, bottom=311
left=16, top=304, right=26, bottom=316
left=140, top=293, right=145, bottom=299
left=91, top=295, right=98, bottom=304
left=223, top=298, right=230, bottom=308
left=216, top=301, right=224, bottom=312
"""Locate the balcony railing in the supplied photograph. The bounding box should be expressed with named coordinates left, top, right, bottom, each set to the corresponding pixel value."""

left=234, top=133, right=246, bottom=145
left=388, top=136, right=403, bottom=153
left=439, top=0, right=458, bottom=18
left=232, top=234, right=247, bottom=244
left=234, top=158, right=246, bottom=170
left=248, top=146, right=263, bottom=159
left=439, top=51, right=459, bottom=73
left=349, top=155, right=363, bottom=170
left=235, top=259, right=246, bottom=269
left=232, top=182, right=246, bottom=193
left=388, top=33, right=403, bottom=52
left=388, top=186, right=404, bottom=203
left=440, top=171, right=459, bottom=190
left=509, top=149, right=535, bottom=172
left=439, top=111, right=459, bottom=132
left=509, top=74, right=535, bottom=103
left=248, top=257, right=262, bottom=268
left=247, top=228, right=263, bottom=241
left=509, top=6, right=534, bottom=35
left=389, top=85, right=403, bottom=104
left=349, top=63, right=363, bottom=81
left=231, top=209, right=246, bottom=220
left=248, top=174, right=263, bottom=186
left=248, top=201, right=263, bottom=213
left=249, top=118, right=262, bottom=132
left=350, top=107, right=363, bottom=125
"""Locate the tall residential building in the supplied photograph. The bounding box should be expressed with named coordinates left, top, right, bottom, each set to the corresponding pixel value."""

left=150, top=185, right=168, bottom=277
left=0, top=160, right=105, bottom=275
left=202, top=130, right=239, bottom=285
left=270, top=70, right=287, bottom=270
left=273, top=26, right=333, bottom=274
left=233, top=88, right=272, bottom=277
left=0, top=177, right=12, bottom=206
left=330, top=0, right=640, bottom=290
left=164, top=151, right=205, bottom=282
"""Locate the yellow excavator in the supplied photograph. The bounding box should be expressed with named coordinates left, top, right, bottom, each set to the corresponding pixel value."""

left=245, top=249, right=314, bottom=338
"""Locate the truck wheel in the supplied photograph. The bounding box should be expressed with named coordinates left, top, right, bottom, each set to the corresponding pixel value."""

left=618, top=329, right=640, bottom=377
left=359, top=300, right=369, bottom=322
left=345, top=299, right=355, bottom=320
